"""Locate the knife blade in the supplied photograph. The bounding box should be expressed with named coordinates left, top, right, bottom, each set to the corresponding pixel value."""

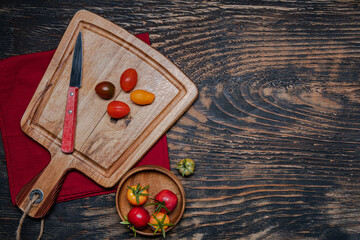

left=61, top=31, right=83, bottom=153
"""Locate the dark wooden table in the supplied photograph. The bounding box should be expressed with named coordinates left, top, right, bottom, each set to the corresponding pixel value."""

left=1, top=1, right=360, bottom=239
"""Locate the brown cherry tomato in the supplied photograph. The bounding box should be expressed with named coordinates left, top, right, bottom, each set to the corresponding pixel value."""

left=130, top=90, right=155, bottom=105
left=95, top=81, right=115, bottom=99
left=107, top=101, right=130, bottom=119
left=120, top=68, right=137, bottom=92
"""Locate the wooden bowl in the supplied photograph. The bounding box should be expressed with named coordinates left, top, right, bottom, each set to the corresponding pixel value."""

left=116, top=165, right=186, bottom=236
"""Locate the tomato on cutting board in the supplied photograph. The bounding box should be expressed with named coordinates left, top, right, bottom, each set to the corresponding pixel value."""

left=107, top=101, right=130, bottom=119
left=130, top=89, right=155, bottom=105
left=95, top=81, right=115, bottom=99
left=120, top=68, right=138, bottom=92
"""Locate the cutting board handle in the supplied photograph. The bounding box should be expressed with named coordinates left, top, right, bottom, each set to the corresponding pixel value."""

left=15, top=152, right=72, bottom=218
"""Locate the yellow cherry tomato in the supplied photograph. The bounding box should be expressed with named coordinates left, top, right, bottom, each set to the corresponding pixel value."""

left=127, top=184, right=149, bottom=206
left=149, top=212, right=171, bottom=231
left=130, top=89, right=155, bottom=105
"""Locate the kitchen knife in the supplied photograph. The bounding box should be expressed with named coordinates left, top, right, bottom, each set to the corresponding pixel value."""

left=61, top=31, right=82, bottom=153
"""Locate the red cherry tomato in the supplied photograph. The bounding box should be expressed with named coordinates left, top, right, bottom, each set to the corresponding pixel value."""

left=127, top=207, right=150, bottom=229
left=120, top=68, right=137, bottom=92
left=107, top=101, right=130, bottom=119
left=155, top=189, right=178, bottom=213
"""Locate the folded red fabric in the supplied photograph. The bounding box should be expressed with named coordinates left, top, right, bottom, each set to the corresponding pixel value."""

left=0, top=33, right=170, bottom=205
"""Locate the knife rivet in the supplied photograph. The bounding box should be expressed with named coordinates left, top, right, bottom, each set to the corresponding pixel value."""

left=70, top=92, right=74, bottom=96
left=69, top=110, right=73, bottom=114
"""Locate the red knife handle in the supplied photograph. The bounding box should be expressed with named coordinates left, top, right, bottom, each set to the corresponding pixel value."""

left=61, top=86, right=78, bottom=153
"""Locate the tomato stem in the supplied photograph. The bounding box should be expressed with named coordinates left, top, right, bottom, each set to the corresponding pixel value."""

left=146, top=199, right=170, bottom=214
left=127, top=184, right=149, bottom=205
left=148, top=213, right=174, bottom=238
left=120, top=216, right=137, bottom=237
left=176, top=158, right=195, bottom=177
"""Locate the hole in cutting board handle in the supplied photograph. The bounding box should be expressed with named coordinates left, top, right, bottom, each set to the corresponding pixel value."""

left=29, top=189, right=44, bottom=204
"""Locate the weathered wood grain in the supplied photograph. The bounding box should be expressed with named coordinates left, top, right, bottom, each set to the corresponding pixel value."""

left=1, top=0, right=360, bottom=239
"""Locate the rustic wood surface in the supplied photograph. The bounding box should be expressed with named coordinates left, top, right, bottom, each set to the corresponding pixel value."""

left=1, top=0, right=360, bottom=239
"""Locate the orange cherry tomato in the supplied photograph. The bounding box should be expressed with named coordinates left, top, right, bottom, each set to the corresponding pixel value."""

left=149, top=212, right=171, bottom=231
left=127, top=184, right=149, bottom=206
left=107, top=101, right=130, bottom=119
left=130, top=90, right=155, bottom=105
left=120, top=68, right=137, bottom=92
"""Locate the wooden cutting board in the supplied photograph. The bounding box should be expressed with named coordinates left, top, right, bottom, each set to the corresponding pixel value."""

left=16, top=10, right=198, bottom=218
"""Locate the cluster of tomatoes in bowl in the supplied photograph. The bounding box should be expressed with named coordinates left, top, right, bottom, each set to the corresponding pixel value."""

left=120, top=184, right=178, bottom=237
left=95, top=68, right=155, bottom=119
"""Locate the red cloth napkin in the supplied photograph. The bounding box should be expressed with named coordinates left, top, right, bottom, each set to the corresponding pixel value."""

left=0, top=33, right=170, bottom=205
